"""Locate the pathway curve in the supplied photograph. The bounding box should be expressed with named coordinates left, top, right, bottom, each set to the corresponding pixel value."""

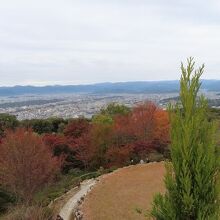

left=59, top=179, right=97, bottom=220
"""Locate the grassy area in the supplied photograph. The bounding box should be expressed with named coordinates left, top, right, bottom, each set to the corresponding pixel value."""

left=82, top=162, right=165, bottom=220
left=0, top=205, right=54, bottom=220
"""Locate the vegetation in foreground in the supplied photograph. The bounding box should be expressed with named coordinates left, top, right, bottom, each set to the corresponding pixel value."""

left=0, top=59, right=219, bottom=219
left=0, top=102, right=170, bottom=218
left=151, top=58, right=220, bottom=219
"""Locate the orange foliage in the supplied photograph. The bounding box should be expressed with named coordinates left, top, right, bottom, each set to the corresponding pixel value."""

left=131, top=102, right=157, bottom=141
left=43, top=102, right=170, bottom=170
left=111, top=102, right=170, bottom=163
left=106, top=144, right=133, bottom=168
left=154, top=109, right=170, bottom=145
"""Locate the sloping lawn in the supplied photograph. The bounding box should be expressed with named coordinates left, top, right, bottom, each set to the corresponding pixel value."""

left=82, top=162, right=165, bottom=220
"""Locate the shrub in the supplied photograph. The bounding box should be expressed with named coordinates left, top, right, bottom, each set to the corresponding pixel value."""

left=0, top=188, right=15, bottom=213
left=2, top=205, right=54, bottom=220
left=147, top=151, right=164, bottom=162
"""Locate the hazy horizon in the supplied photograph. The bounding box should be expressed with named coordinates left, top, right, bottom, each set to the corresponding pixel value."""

left=1, top=0, right=220, bottom=86
left=0, top=78, right=220, bottom=88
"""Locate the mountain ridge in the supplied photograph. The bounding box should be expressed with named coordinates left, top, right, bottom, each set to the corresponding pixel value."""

left=0, top=80, right=219, bottom=96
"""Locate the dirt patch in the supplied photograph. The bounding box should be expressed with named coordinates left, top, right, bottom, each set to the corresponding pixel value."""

left=81, top=162, right=165, bottom=220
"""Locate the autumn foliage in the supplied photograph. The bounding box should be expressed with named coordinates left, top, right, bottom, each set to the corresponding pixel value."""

left=0, top=101, right=170, bottom=215
left=0, top=102, right=169, bottom=204
left=0, top=128, right=61, bottom=201
left=43, top=102, right=170, bottom=170
left=108, top=102, right=170, bottom=165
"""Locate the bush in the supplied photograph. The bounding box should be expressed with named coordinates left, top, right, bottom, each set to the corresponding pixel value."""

left=2, top=205, right=54, bottom=220
left=147, top=151, right=164, bottom=162
left=0, top=188, right=15, bottom=213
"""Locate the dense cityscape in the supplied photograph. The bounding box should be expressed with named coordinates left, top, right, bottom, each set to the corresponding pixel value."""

left=0, top=91, right=219, bottom=120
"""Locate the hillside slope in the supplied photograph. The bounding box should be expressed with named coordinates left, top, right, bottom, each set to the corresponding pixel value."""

left=81, top=162, right=165, bottom=220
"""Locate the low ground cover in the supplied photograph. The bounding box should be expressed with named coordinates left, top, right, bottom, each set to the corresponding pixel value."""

left=82, top=162, right=165, bottom=220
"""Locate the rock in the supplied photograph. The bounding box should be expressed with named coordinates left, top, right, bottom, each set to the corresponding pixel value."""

left=74, top=210, right=83, bottom=220
left=55, top=215, right=64, bottom=220
left=140, top=159, right=145, bottom=164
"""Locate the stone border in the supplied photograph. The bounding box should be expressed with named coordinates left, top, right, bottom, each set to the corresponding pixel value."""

left=59, top=179, right=97, bottom=220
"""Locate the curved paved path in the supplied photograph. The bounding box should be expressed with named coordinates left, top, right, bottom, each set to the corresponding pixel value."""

left=59, top=179, right=97, bottom=220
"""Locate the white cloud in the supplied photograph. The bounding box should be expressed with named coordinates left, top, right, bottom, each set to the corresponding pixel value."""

left=0, top=0, right=220, bottom=85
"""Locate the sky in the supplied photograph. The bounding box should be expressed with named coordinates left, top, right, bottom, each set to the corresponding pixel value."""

left=0, top=0, right=220, bottom=86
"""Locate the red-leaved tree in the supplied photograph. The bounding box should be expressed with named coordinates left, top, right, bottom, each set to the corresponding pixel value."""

left=111, top=102, right=170, bottom=162
left=73, top=133, right=96, bottom=169
left=64, top=118, right=90, bottom=142
left=105, top=144, right=133, bottom=168
left=0, top=128, right=61, bottom=201
left=131, top=102, right=157, bottom=141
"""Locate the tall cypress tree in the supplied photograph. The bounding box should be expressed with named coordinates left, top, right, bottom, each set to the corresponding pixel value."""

left=151, top=58, right=219, bottom=220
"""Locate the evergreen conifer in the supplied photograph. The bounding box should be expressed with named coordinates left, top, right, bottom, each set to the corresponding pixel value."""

left=151, top=58, right=219, bottom=220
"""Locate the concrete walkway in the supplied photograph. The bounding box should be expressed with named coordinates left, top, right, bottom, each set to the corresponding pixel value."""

left=59, top=179, right=97, bottom=220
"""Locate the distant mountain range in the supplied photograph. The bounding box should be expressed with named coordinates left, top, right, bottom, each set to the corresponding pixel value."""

left=0, top=80, right=220, bottom=96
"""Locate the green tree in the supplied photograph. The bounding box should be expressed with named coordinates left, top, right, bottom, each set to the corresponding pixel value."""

left=0, top=113, right=19, bottom=137
left=100, top=103, right=130, bottom=117
left=151, top=58, right=219, bottom=220
left=21, top=117, right=68, bottom=134
left=92, top=114, right=113, bottom=125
